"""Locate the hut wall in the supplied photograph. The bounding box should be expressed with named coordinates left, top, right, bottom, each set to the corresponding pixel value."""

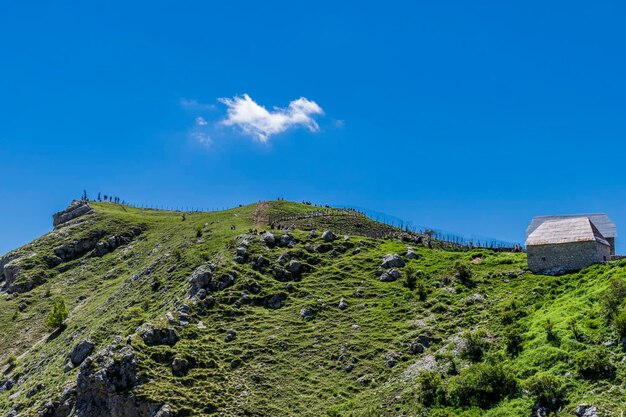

left=527, top=240, right=611, bottom=275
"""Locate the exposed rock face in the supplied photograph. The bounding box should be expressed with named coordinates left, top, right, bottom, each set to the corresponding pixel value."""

left=94, top=230, right=141, bottom=257
left=380, top=268, right=401, bottom=282
left=73, top=345, right=161, bottom=417
left=0, top=254, right=17, bottom=281
left=54, top=230, right=107, bottom=262
left=262, top=232, right=276, bottom=246
left=381, top=254, right=405, bottom=269
left=53, top=201, right=93, bottom=228
left=575, top=405, right=599, bottom=417
left=70, top=340, right=95, bottom=367
left=406, top=248, right=419, bottom=259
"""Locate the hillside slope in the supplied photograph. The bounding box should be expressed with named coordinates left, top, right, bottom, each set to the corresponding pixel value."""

left=0, top=201, right=625, bottom=417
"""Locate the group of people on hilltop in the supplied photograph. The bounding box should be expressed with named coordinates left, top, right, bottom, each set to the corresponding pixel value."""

left=79, top=190, right=123, bottom=204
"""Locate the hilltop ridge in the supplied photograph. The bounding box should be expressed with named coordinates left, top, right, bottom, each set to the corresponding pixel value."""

left=1, top=200, right=625, bottom=416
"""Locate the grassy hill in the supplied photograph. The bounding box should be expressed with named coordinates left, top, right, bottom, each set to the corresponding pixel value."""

left=1, top=200, right=625, bottom=416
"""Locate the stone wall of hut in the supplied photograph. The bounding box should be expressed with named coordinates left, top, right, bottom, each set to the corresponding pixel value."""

left=527, top=240, right=611, bottom=275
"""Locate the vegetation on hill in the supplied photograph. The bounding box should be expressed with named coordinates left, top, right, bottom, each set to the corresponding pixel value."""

left=1, top=200, right=625, bottom=416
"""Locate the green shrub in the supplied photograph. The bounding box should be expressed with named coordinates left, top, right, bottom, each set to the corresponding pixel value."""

left=567, top=318, right=581, bottom=341
left=462, top=330, right=488, bottom=362
left=196, top=225, right=203, bottom=238
left=416, top=281, right=428, bottom=301
left=524, top=373, right=564, bottom=411
left=47, top=297, right=69, bottom=329
left=417, top=371, right=444, bottom=406
left=453, top=261, right=472, bottom=284
left=446, top=363, right=517, bottom=408
left=613, top=309, right=626, bottom=339
left=544, top=319, right=558, bottom=344
left=573, top=347, right=616, bottom=380
left=173, top=249, right=182, bottom=262
left=504, top=324, right=524, bottom=356
left=602, top=277, right=626, bottom=319
left=6, top=354, right=17, bottom=369
left=404, top=268, right=425, bottom=291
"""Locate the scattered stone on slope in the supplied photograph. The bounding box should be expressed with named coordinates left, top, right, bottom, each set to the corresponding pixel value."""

left=286, top=259, right=301, bottom=274
left=140, top=327, right=179, bottom=346
left=380, top=268, right=401, bottom=282
left=70, top=340, right=95, bottom=367
left=309, top=230, right=318, bottom=238
left=575, top=405, right=599, bottom=417
left=224, top=329, right=237, bottom=342
left=253, top=256, right=269, bottom=271
left=188, top=265, right=213, bottom=297
left=263, top=293, right=288, bottom=309
left=321, top=230, right=336, bottom=242
left=300, top=308, right=315, bottom=321
left=262, top=232, right=276, bottom=246
left=406, top=247, right=419, bottom=259
left=53, top=200, right=93, bottom=228
left=338, top=297, right=348, bottom=310
left=381, top=254, right=405, bottom=269
left=279, top=233, right=296, bottom=248
left=171, top=358, right=190, bottom=377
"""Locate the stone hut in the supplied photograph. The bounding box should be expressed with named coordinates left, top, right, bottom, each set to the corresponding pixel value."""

left=525, top=214, right=615, bottom=275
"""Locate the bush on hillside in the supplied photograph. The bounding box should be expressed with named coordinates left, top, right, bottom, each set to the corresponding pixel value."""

left=602, top=277, right=626, bottom=319
left=573, top=347, right=616, bottom=380
left=446, top=363, right=517, bottom=408
left=504, top=324, right=524, bottom=356
left=47, top=297, right=69, bottom=329
left=453, top=261, right=472, bottom=284
left=524, top=373, right=564, bottom=412
left=417, top=371, right=444, bottom=406
left=461, top=330, right=488, bottom=362
left=613, top=309, right=626, bottom=339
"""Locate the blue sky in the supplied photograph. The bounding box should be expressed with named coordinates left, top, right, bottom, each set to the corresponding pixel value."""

left=1, top=1, right=626, bottom=254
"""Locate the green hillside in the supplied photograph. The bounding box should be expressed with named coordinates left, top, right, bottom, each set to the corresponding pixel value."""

left=1, top=201, right=625, bottom=416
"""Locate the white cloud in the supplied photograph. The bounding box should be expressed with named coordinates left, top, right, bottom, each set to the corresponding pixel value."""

left=195, top=116, right=208, bottom=126
left=218, top=94, right=324, bottom=142
left=179, top=98, right=215, bottom=110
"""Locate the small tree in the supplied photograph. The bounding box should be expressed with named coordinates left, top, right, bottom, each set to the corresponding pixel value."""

left=196, top=225, right=203, bottom=238
left=47, top=297, right=69, bottom=329
left=453, top=261, right=472, bottom=284
left=613, top=309, right=626, bottom=339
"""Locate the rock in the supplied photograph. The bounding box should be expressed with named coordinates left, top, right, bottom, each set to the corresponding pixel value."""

left=94, top=233, right=136, bottom=257
left=189, top=265, right=212, bottom=296
left=54, top=230, right=107, bottom=262
left=385, top=352, right=399, bottom=367
left=154, top=405, right=173, bottom=417
left=273, top=267, right=293, bottom=282
left=300, top=308, right=315, bottom=321
left=338, top=298, right=348, bottom=310
left=575, top=405, right=599, bottom=417
left=171, top=358, right=190, bottom=377
left=264, top=293, right=288, bottom=309
left=356, top=374, right=371, bottom=385
left=406, top=248, right=419, bottom=259
left=381, top=269, right=401, bottom=282
left=321, top=230, right=336, bottom=242
left=382, top=254, right=405, bottom=268
left=74, top=343, right=162, bottom=417
left=309, top=230, right=318, bottom=238
left=212, top=272, right=235, bottom=291
left=470, top=293, right=485, bottom=303
left=225, top=329, right=237, bottom=342
left=409, top=342, right=425, bottom=354
left=286, top=259, right=302, bottom=274
left=262, top=232, right=276, bottom=246
left=279, top=234, right=296, bottom=248
left=140, top=327, right=179, bottom=346
left=70, top=339, right=95, bottom=366
left=53, top=200, right=92, bottom=228
left=253, top=256, right=268, bottom=270
left=236, top=246, right=247, bottom=256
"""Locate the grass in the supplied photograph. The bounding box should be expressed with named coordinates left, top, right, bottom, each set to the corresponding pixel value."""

left=1, top=200, right=625, bottom=416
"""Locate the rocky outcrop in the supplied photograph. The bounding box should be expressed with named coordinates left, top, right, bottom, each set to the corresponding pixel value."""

left=321, top=230, right=336, bottom=242
left=54, top=230, right=107, bottom=262
left=189, top=264, right=213, bottom=297
left=140, top=327, right=179, bottom=346
left=94, top=230, right=141, bottom=257
left=53, top=201, right=93, bottom=228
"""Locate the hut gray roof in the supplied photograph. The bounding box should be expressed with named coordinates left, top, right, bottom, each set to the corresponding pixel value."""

left=525, top=217, right=610, bottom=246
left=526, top=213, right=616, bottom=239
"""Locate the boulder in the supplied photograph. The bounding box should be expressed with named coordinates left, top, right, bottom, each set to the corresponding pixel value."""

left=300, top=308, right=315, bottom=321
left=140, top=327, right=179, bottom=346
left=224, top=329, right=237, bottom=342
left=53, top=200, right=93, bottom=228
left=286, top=259, right=302, bottom=274
left=264, top=293, right=288, bottom=309
left=188, top=265, right=212, bottom=296
left=262, top=232, right=276, bottom=246
left=382, top=254, right=405, bottom=269
left=575, top=405, right=599, bottom=417
left=321, top=230, right=336, bottom=242
left=279, top=234, right=296, bottom=248
left=338, top=298, right=348, bottom=310
left=381, top=269, right=401, bottom=282
left=171, top=358, right=190, bottom=377
left=70, top=340, right=95, bottom=367
left=406, top=248, right=419, bottom=259
left=309, top=230, right=318, bottom=238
